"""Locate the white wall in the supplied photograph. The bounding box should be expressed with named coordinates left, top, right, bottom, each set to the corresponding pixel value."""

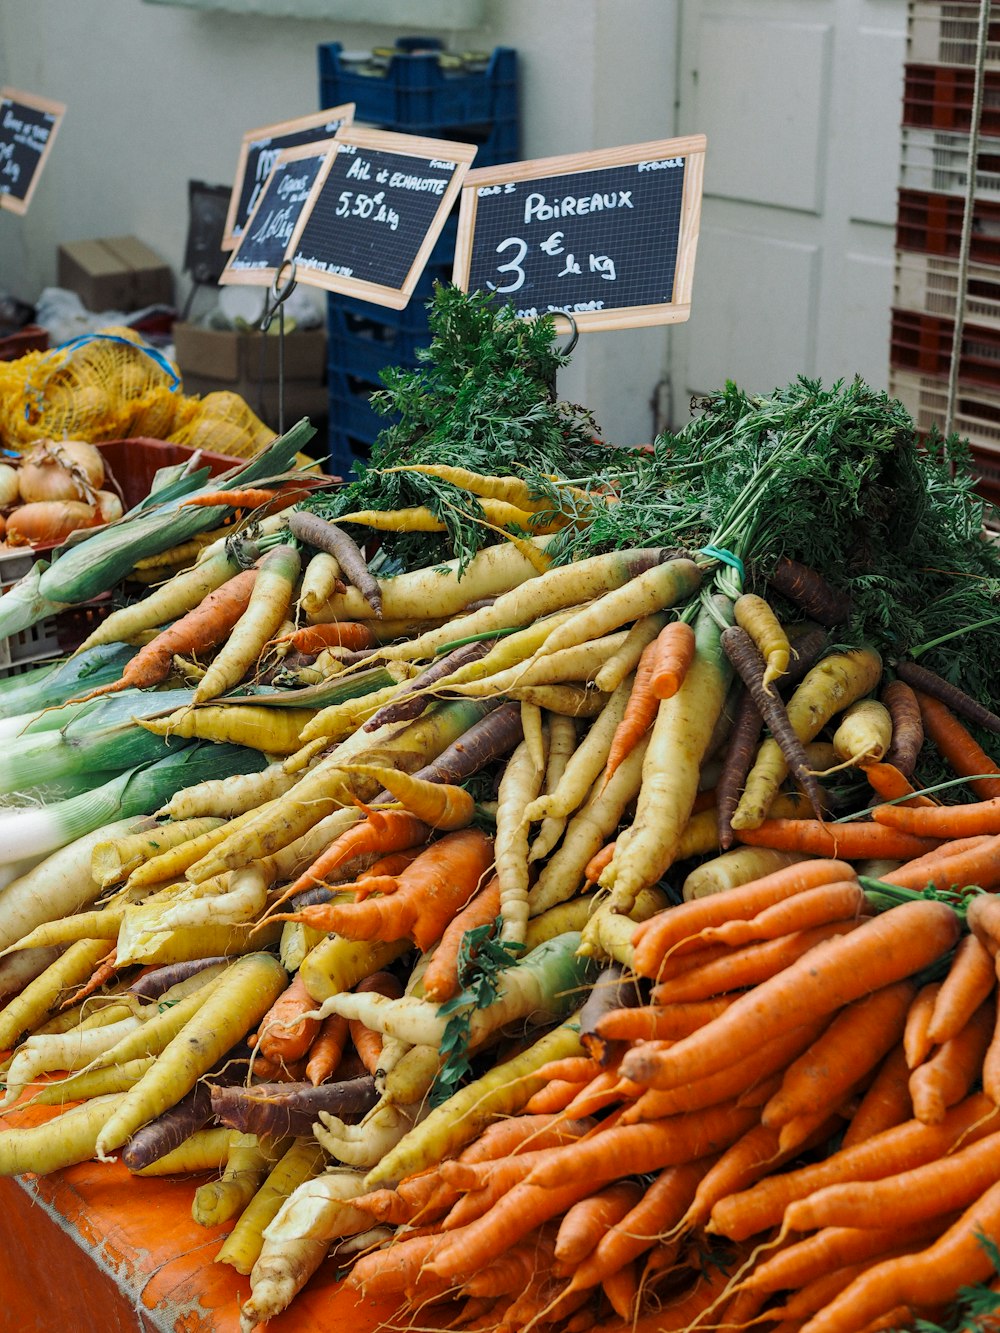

left=0, top=0, right=679, bottom=446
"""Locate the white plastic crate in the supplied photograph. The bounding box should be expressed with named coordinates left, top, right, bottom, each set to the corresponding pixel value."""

left=908, top=2, right=1000, bottom=70
left=894, top=251, right=1000, bottom=329
left=899, top=126, right=1000, bottom=202
left=0, top=548, right=61, bottom=678
left=891, top=367, right=1000, bottom=450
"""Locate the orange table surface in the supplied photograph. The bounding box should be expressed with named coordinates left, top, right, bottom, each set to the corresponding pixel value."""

left=0, top=1105, right=402, bottom=1333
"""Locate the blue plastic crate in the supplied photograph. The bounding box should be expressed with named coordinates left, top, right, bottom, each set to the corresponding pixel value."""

left=327, top=427, right=369, bottom=480
left=329, top=330, right=428, bottom=383
left=328, top=368, right=399, bottom=445
left=319, top=43, right=517, bottom=132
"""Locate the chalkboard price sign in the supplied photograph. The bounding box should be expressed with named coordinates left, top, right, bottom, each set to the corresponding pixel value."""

left=287, top=126, right=477, bottom=310
left=0, top=87, right=65, bottom=216
left=453, top=136, right=706, bottom=333
left=220, top=141, right=333, bottom=288
left=222, top=103, right=355, bottom=249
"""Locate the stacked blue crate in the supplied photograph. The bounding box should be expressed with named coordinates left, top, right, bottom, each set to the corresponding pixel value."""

left=319, top=39, right=519, bottom=475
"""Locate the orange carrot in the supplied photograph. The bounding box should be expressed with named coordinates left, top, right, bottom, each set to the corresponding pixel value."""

left=786, top=1127, right=1000, bottom=1235
left=734, top=817, right=939, bottom=860
left=584, top=841, right=617, bottom=886
left=707, top=1091, right=1000, bottom=1242
left=61, top=947, right=118, bottom=1009
left=349, top=971, right=404, bottom=1076
left=863, top=760, right=936, bottom=807
left=649, top=919, right=864, bottom=1006
left=967, top=892, right=1000, bottom=956
left=522, top=1099, right=761, bottom=1192
left=346, top=1232, right=449, bottom=1298
left=840, top=1043, right=913, bottom=1147
left=594, top=996, right=735, bottom=1045
left=915, top=689, right=1000, bottom=799
left=566, top=1160, right=710, bottom=1294
left=623, top=1016, right=830, bottom=1116
left=459, top=1115, right=596, bottom=1166
left=73, top=568, right=257, bottom=700
left=523, top=1079, right=593, bottom=1116
left=181, top=487, right=280, bottom=509
left=555, top=1181, right=644, bottom=1268
left=743, top=1213, right=955, bottom=1296
left=305, top=1013, right=349, bottom=1086
left=268, top=809, right=433, bottom=910
left=909, top=996, right=995, bottom=1125
left=270, top=622, right=378, bottom=654
left=697, top=878, right=867, bottom=949
left=795, top=1186, right=1000, bottom=1333
left=983, top=979, right=1000, bottom=1105
left=421, top=873, right=502, bottom=1004
left=274, top=827, right=494, bottom=952
left=881, top=833, right=1000, bottom=892
left=909, top=981, right=945, bottom=1073
left=761, top=980, right=915, bottom=1129
left=630, top=858, right=856, bottom=978
left=425, top=1175, right=616, bottom=1282
left=927, top=932, right=997, bottom=1046
left=621, top=900, right=961, bottom=1091
left=882, top=679, right=925, bottom=778
left=683, top=1117, right=839, bottom=1234
left=253, top=971, right=321, bottom=1063
left=873, top=794, right=1000, bottom=837
left=601, top=1259, right=639, bottom=1320
left=602, top=640, right=659, bottom=785
left=648, top=620, right=696, bottom=700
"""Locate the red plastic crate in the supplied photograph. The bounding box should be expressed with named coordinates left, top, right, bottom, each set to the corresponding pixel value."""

left=890, top=308, right=1000, bottom=388
left=0, top=324, right=48, bottom=361
left=896, top=188, right=1000, bottom=264
left=903, top=63, right=1000, bottom=135
left=0, top=436, right=241, bottom=674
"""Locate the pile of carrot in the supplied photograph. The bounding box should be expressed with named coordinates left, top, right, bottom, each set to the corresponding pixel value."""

left=6, top=460, right=1000, bottom=1333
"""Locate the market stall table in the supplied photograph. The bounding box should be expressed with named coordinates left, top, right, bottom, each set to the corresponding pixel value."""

left=0, top=1103, right=398, bottom=1332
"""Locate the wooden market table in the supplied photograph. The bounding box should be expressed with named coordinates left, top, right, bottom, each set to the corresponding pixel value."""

left=0, top=1104, right=400, bottom=1332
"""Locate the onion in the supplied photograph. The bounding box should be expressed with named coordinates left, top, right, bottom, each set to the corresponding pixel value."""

left=0, top=464, right=19, bottom=507
left=18, top=440, right=105, bottom=504
left=95, top=490, right=124, bottom=524
left=6, top=500, right=101, bottom=547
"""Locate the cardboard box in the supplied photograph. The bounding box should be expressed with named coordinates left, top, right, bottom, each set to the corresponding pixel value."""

left=57, top=236, right=173, bottom=312
left=172, top=322, right=327, bottom=384
left=179, top=370, right=329, bottom=438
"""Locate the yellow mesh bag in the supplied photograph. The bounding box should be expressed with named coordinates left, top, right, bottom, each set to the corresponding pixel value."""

left=0, top=327, right=185, bottom=448
left=166, top=390, right=277, bottom=459
left=0, top=329, right=280, bottom=460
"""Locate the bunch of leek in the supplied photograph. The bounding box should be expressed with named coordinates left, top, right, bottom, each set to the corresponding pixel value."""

left=0, top=419, right=315, bottom=639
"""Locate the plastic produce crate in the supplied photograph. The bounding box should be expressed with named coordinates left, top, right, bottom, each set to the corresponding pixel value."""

left=908, top=2, right=1000, bottom=70
left=903, top=63, right=1000, bottom=135
left=894, top=251, right=1000, bottom=329
left=319, top=40, right=517, bottom=133
left=899, top=126, right=1000, bottom=201
left=896, top=188, right=1000, bottom=264
left=891, top=366, right=1000, bottom=452
left=890, top=307, right=1000, bottom=387
left=0, top=324, right=48, bottom=361
left=0, top=436, right=240, bottom=676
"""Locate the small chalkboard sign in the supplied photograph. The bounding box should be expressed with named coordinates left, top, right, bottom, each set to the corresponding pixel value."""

left=287, top=126, right=477, bottom=310
left=223, top=103, right=355, bottom=250
left=220, top=141, right=334, bottom=288
left=453, top=136, right=706, bottom=333
left=0, top=88, right=65, bottom=215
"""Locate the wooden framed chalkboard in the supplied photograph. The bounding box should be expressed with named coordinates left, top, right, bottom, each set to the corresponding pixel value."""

left=222, top=103, right=355, bottom=250
left=220, top=140, right=335, bottom=288
left=286, top=126, right=477, bottom=310
left=0, top=88, right=65, bottom=215
left=452, top=135, right=707, bottom=333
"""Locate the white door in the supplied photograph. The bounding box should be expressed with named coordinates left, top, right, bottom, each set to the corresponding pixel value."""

left=666, top=0, right=908, bottom=418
